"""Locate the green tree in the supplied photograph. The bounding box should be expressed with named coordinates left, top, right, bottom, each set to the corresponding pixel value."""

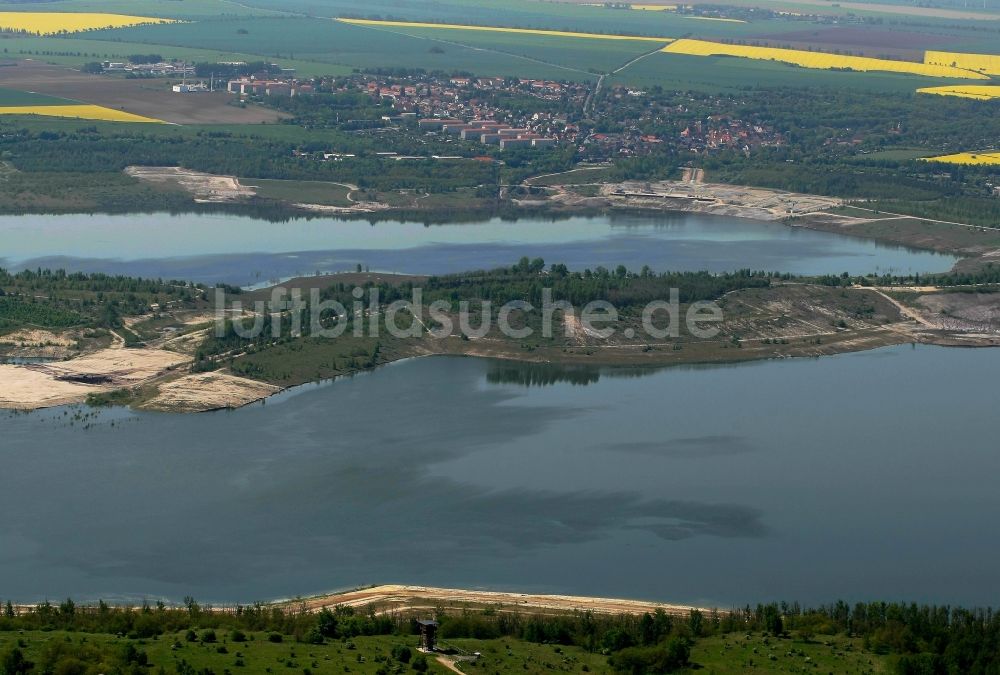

left=1, top=647, right=33, bottom=675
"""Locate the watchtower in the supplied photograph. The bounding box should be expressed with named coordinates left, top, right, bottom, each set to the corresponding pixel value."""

left=416, top=619, right=439, bottom=652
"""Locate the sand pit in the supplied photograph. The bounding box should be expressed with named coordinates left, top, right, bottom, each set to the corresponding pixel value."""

left=125, top=166, right=256, bottom=203
left=591, top=180, right=841, bottom=220
left=290, top=584, right=712, bottom=617
left=141, top=372, right=280, bottom=413
left=0, top=347, right=187, bottom=409
left=0, top=329, right=77, bottom=358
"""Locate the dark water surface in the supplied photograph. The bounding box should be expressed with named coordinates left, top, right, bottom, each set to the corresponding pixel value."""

left=0, top=212, right=956, bottom=286
left=3, top=345, right=998, bottom=607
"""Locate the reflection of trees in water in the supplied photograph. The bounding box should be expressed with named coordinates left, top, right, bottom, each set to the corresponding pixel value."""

left=485, top=362, right=663, bottom=387
left=487, top=363, right=602, bottom=387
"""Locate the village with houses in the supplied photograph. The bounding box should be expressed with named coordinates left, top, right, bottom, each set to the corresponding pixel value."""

left=86, top=56, right=787, bottom=162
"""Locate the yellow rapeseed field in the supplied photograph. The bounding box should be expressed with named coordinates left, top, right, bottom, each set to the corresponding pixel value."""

left=662, top=39, right=990, bottom=79
left=0, top=105, right=162, bottom=123
left=916, top=85, right=1000, bottom=101
left=336, top=18, right=673, bottom=43
left=0, top=12, right=174, bottom=35
left=921, top=152, right=1000, bottom=165
left=924, top=50, right=1000, bottom=76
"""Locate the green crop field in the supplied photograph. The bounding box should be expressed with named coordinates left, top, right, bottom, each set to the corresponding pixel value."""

left=0, top=0, right=282, bottom=19
left=76, top=17, right=604, bottom=80
left=0, top=35, right=350, bottom=77
left=361, top=24, right=667, bottom=76
left=0, top=87, right=73, bottom=106
left=219, top=0, right=823, bottom=39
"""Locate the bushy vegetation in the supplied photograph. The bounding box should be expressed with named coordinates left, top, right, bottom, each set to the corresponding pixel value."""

left=0, top=268, right=207, bottom=332
left=1, top=597, right=999, bottom=674
left=323, top=258, right=772, bottom=309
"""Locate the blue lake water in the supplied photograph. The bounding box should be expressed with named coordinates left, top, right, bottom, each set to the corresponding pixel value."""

left=2, top=345, right=998, bottom=608
left=0, top=211, right=957, bottom=286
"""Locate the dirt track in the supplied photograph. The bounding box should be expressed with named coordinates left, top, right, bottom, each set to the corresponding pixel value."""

left=287, top=584, right=713, bottom=617
left=0, top=62, right=285, bottom=124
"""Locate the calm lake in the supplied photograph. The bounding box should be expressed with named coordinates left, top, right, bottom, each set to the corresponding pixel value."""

left=0, top=211, right=956, bottom=285
left=2, top=345, right=998, bottom=607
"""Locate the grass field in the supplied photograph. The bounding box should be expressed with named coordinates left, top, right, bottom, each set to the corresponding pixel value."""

left=662, top=39, right=990, bottom=80
left=688, top=632, right=887, bottom=674
left=248, top=178, right=354, bottom=206
left=0, top=86, right=72, bottom=105
left=0, top=629, right=892, bottom=674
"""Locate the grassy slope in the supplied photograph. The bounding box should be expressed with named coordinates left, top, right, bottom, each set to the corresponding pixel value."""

left=0, top=629, right=893, bottom=674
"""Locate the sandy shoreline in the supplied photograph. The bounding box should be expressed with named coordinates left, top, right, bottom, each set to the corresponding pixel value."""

left=3, top=283, right=999, bottom=414
left=286, top=584, right=716, bottom=617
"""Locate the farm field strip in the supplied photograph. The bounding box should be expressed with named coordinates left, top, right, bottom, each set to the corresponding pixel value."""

left=0, top=104, right=162, bottom=123
left=0, top=11, right=174, bottom=35
left=680, top=15, right=748, bottom=23
left=925, top=50, right=1000, bottom=76
left=921, top=151, right=1000, bottom=165
left=916, top=85, right=1000, bottom=100
left=661, top=39, right=990, bottom=79
left=335, top=17, right=674, bottom=43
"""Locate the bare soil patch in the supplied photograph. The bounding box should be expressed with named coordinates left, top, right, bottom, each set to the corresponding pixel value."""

left=0, top=346, right=187, bottom=409
left=289, top=584, right=711, bottom=617
left=0, top=62, right=285, bottom=124
left=748, top=26, right=949, bottom=59
left=568, top=180, right=841, bottom=220
left=140, top=371, right=280, bottom=413
left=0, top=328, right=77, bottom=358
left=916, top=291, right=1000, bottom=333
left=683, top=0, right=1000, bottom=20
left=126, top=166, right=256, bottom=202
left=755, top=27, right=950, bottom=50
